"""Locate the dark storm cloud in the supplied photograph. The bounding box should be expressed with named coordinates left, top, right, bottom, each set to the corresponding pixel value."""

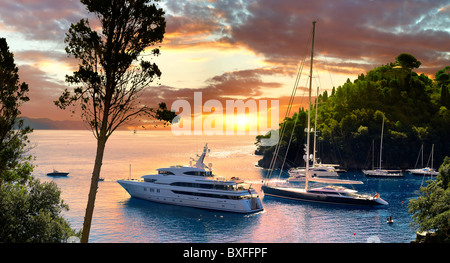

left=163, top=0, right=449, bottom=75
left=2, top=0, right=448, bottom=122
left=0, top=0, right=87, bottom=41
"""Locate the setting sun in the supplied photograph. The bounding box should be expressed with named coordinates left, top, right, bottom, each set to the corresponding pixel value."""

left=224, top=113, right=258, bottom=134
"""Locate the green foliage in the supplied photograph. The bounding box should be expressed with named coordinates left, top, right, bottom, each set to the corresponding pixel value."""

left=0, top=178, right=80, bottom=242
left=408, top=157, right=450, bottom=242
left=155, top=102, right=177, bottom=127
left=396, top=53, right=422, bottom=70
left=257, top=111, right=308, bottom=168
left=256, top=53, right=450, bottom=170
left=55, top=0, right=171, bottom=138
left=436, top=66, right=450, bottom=108
left=0, top=38, right=33, bottom=184
left=1, top=38, right=78, bottom=242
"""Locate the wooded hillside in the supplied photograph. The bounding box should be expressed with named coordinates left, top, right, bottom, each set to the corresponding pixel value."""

left=256, top=54, right=450, bottom=170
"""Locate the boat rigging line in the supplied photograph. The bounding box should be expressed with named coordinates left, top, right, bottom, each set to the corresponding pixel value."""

left=266, top=23, right=316, bottom=183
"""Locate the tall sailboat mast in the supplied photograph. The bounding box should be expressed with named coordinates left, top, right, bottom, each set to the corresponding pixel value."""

left=261, top=20, right=388, bottom=206
left=379, top=115, right=384, bottom=170
left=313, top=87, right=319, bottom=165
left=305, top=20, right=316, bottom=191
left=431, top=144, right=435, bottom=169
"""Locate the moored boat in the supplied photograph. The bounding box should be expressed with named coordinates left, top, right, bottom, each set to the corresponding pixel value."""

left=363, top=116, right=403, bottom=178
left=262, top=184, right=388, bottom=206
left=117, top=144, right=263, bottom=213
left=287, top=164, right=338, bottom=182
left=262, top=21, right=388, bottom=207
left=362, top=169, right=403, bottom=178
left=407, top=167, right=439, bottom=176
left=407, top=144, right=439, bottom=176
left=47, top=170, right=69, bottom=176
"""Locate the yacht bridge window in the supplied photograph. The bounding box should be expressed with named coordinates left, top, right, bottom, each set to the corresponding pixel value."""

left=170, top=182, right=250, bottom=191
left=158, top=170, right=174, bottom=175
left=183, top=171, right=213, bottom=177
left=172, top=190, right=250, bottom=200
left=170, top=182, right=233, bottom=190
left=144, top=178, right=157, bottom=183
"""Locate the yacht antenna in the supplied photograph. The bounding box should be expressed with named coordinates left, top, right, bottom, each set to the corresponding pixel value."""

left=195, top=143, right=209, bottom=169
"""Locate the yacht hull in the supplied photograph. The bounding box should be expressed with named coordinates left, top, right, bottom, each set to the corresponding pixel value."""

left=407, top=168, right=438, bottom=176
left=262, top=185, right=388, bottom=206
left=118, top=180, right=263, bottom=214
left=47, top=172, right=69, bottom=176
left=363, top=170, right=403, bottom=178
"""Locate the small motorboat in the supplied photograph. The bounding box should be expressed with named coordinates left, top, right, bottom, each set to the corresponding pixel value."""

left=387, top=216, right=394, bottom=224
left=47, top=170, right=69, bottom=177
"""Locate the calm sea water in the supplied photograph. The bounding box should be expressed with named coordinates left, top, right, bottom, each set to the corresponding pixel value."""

left=28, top=130, right=425, bottom=243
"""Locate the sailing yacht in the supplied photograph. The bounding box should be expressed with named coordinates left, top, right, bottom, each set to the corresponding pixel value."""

left=117, top=144, right=264, bottom=213
left=262, top=21, right=388, bottom=207
left=408, top=167, right=439, bottom=176
left=262, top=183, right=387, bottom=206
left=287, top=88, right=339, bottom=181
left=407, top=144, right=439, bottom=176
left=363, top=116, right=403, bottom=178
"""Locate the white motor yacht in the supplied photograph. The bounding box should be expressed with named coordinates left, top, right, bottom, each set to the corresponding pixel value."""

left=287, top=163, right=338, bottom=182
left=117, top=144, right=263, bottom=213
left=407, top=167, right=439, bottom=176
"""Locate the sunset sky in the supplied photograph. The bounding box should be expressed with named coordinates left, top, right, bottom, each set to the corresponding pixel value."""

left=1, top=0, right=449, bottom=131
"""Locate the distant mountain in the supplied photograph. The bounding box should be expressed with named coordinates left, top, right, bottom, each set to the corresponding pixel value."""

left=20, top=117, right=87, bottom=130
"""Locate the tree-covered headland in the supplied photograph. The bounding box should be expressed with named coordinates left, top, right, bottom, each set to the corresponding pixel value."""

left=256, top=54, right=450, bottom=171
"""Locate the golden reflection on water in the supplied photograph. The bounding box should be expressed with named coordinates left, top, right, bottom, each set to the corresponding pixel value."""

left=29, top=130, right=264, bottom=240
left=28, top=130, right=416, bottom=243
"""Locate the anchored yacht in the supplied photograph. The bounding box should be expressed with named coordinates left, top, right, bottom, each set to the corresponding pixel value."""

left=407, top=144, right=439, bottom=176
left=407, top=167, right=438, bottom=176
left=262, top=181, right=388, bottom=206
left=117, top=144, right=263, bottom=213
left=262, top=21, right=388, bottom=207
left=363, top=116, right=403, bottom=178
left=287, top=163, right=339, bottom=182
